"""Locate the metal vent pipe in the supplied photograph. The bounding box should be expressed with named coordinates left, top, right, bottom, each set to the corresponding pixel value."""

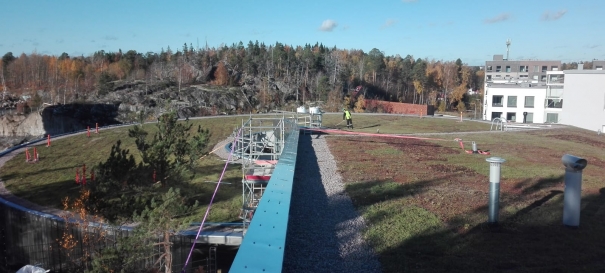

left=562, top=154, right=588, bottom=227
left=486, top=157, right=506, bottom=224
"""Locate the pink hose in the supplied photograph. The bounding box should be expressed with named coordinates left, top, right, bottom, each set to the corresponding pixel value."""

left=182, top=128, right=242, bottom=272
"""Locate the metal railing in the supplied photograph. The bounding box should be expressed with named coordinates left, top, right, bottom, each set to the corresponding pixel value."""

left=230, top=120, right=300, bottom=272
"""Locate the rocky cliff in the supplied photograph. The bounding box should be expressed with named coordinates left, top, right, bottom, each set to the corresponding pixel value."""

left=0, top=76, right=300, bottom=146
left=0, top=111, right=45, bottom=137
left=0, top=104, right=120, bottom=138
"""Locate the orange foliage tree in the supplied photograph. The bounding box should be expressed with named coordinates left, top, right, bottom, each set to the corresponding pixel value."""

left=213, top=61, right=229, bottom=86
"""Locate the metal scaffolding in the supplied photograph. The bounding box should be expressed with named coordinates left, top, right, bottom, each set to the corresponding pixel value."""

left=229, top=113, right=299, bottom=227
left=295, top=106, right=323, bottom=134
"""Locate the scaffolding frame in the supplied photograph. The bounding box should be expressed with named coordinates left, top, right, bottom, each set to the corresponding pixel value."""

left=230, top=113, right=299, bottom=227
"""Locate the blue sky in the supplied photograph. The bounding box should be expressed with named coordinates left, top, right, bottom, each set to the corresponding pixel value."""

left=1, top=0, right=604, bottom=65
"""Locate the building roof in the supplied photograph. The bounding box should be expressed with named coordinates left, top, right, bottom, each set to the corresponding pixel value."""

left=564, top=70, right=605, bottom=74
left=486, top=83, right=547, bottom=89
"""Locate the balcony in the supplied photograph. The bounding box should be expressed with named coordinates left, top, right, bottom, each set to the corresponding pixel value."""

left=545, top=99, right=563, bottom=109
left=546, top=72, right=565, bottom=86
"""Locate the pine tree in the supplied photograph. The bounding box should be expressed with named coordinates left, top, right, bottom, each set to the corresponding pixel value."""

left=129, top=112, right=210, bottom=186
left=133, top=188, right=198, bottom=273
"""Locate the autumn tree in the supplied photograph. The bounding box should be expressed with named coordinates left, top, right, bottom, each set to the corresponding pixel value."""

left=412, top=58, right=427, bottom=104
left=451, top=64, right=473, bottom=108
left=59, top=189, right=108, bottom=272
left=213, top=61, right=229, bottom=86
left=441, top=61, right=458, bottom=109
left=354, top=94, right=366, bottom=113
left=366, top=48, right=385, bottom=83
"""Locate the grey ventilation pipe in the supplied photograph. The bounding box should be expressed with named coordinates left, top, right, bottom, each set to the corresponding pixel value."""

left=486, top=157, right=506, bottom=224
left=561, top=154, right=588, bottom=227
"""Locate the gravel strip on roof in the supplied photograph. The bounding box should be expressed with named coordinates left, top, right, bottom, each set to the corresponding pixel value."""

left=283, top=134, right=382, bottom=273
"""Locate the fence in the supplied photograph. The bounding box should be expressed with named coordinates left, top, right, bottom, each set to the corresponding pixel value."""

left=0, top=118, right=244, bottom=272
left=0, top=198, right=219, bottom=273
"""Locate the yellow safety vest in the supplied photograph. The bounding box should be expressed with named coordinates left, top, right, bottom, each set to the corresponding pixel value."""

left=344, top=110, right=351, bottom=119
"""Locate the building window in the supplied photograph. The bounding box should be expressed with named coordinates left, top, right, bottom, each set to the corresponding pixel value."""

left=519, top=65, right=527, bottom=72
left=506, top=66, right=511, bottom=72
left=491, top=112, right=502, bottom=120
left=541, top=75, right=546, bottom=82
left=542, top=66, right=547, bottom=72
left=525, top=96, right=534, bottom=108
left=534, top=65, right=539, bottom=72
left=492, top=95, right=503, bottom=107
left=551, top=66, right=559, bottom=71
left=596, top=66, right=603, bottom=70
left=525, top=112, right=533, bottom=123
left=546, top=99, right=563, bottom=108
left=496, top=66, right=502, bottom=72
left=546, top=113, right=559, bottom=123
left=495, top=75, right=501, bottom=78
left=507, top=96, right=517, bottom=107
left=487, top=75, right=492, bottom=81
left=533, top=75, right=538, bottom=80
left=506, top=112, right=516, bottom=121
left=487, top=65, right=492, bottom=71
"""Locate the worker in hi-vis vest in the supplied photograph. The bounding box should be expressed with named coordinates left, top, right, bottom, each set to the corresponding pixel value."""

left=343, top=108, right=353, bottom=129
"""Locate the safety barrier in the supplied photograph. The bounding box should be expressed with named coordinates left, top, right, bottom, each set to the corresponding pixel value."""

left=230, top=122, right=300, bottom=272
left=0, top=121, right=223, bottom=272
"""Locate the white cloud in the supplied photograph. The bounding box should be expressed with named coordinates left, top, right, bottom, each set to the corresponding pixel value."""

left=541, top=9, right=567, bottom=21
left=381, top=19, right=398, bottom=29
left=319, top=20, right=338, bottom=32
left=483, top=13, right=511, bottom=24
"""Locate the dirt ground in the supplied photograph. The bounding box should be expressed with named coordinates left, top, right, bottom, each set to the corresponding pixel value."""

left=325, top=129, right=605, bottom=272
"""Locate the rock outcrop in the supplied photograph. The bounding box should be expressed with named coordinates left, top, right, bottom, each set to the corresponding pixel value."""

left=0, top=74, right=301, bottom=145
left=0, top=104, right=120, bottom=138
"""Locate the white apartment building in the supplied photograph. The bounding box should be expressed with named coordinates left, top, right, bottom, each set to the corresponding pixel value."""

left=483, top=55, right=562, bottom=123
left=560, top=68, right=605, bottom=133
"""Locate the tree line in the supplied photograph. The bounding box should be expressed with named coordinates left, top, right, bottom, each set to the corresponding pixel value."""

left=1, top=41, right=487, bottom=111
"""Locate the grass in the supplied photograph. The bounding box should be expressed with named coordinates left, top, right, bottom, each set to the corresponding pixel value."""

left=320, top=113, right=489, bottom=134
left=325, top=118, right=605, bottom=272
left=1, top=116, right=250, bottom=222
left=4, top=113, right=605, bottom=272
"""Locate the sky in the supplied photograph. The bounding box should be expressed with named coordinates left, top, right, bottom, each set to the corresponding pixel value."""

left=1, top=0, right=604, bottom=65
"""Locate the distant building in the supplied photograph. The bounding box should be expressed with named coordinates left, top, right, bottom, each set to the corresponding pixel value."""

left=483, top=55, right=605, bottom=132
left=483, top=55, right=562, bottom=123
left=592, top=60, right=605, bottom=70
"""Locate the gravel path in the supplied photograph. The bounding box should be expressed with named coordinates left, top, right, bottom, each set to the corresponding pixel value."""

left=282, top=134, right=382, bottom=273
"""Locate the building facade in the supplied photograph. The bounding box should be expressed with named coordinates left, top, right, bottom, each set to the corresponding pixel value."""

left=560, top=69, right=605, bottom=133
left=592, top=60, right=605, bottom=70
left=483, top=55, right=562, bottom=123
